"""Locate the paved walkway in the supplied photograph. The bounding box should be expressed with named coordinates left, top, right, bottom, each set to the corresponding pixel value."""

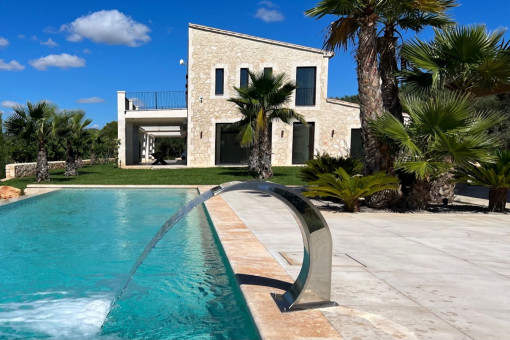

left=222, top=191, right=510, bottom=340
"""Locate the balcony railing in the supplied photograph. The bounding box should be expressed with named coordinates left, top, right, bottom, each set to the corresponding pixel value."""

left=126, top=91, right=186, bottom=110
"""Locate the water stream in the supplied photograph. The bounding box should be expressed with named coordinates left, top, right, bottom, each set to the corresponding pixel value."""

left=103, top=188, right=216, bottom=324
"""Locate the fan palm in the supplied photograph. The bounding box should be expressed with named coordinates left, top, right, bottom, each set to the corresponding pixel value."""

left=228, top=71, right=306, bottom=179
left=372, top=91, right=503, bottom=209
left=456, top=149, right=510, bottom=212
left=4, top=101, right=57, bottom=182
left=400, top=24, right=510, bottom=96
left=56, top=110, right=92, bottom=176
left=304, top=167, right=399, bottom=212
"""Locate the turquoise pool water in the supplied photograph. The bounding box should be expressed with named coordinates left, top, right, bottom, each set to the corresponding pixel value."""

left=0, top=189, right=259, bottom=339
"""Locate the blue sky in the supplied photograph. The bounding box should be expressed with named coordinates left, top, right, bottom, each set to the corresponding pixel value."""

left=1, top=0, right=509, bottom=128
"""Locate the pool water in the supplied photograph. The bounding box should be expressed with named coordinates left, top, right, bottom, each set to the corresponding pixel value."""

left=0, top=189, right=259, bottom=339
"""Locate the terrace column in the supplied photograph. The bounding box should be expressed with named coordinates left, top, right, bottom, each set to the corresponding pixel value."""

left=117, top=91, right=127, bottom=168
left=144, top=133, right=151, bottom=163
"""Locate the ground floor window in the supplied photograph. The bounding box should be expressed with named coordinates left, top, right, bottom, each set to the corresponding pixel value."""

left=215, top=124, right=250, bottom=165
left=350, top=128, right=363, bottom=159
left=292, top=122, right=314, bottom=164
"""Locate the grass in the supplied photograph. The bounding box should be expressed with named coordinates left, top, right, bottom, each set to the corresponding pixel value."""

left=3, top=163, right=305, bottom=193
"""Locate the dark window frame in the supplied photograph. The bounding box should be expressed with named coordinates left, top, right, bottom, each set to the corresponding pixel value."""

left=215, top=68, right=224, bottom=95
left=295, top=67, right=317, bottom=106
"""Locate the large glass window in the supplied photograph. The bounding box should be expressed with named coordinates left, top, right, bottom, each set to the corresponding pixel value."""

left=215, top=124, right=250, bottom=165
left=292, top=122, right=315, bottom=164
left=295, top=67, right=316, bottom=106
left=215, top=68, right=224, bottom=95
left=240, top=68, right=249, bottom=88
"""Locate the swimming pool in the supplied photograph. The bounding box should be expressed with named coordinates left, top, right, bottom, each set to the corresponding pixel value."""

left=0, top=189, right=259, bottom=339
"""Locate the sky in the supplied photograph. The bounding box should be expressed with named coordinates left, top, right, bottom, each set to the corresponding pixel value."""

left=1, top=0, right=510, bottom=128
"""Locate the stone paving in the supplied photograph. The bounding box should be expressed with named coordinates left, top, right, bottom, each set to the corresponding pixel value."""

left=222, top=191, right=510, bottom=340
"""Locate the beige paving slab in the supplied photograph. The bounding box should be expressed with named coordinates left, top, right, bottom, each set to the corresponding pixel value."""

left=222, top=190, right=510, bottom=340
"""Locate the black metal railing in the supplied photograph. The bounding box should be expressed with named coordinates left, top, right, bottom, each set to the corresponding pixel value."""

left=126, top=91, right=186, bottom=110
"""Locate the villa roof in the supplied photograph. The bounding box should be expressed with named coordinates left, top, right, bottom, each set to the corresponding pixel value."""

left=189, top=23, right=334, bottom=58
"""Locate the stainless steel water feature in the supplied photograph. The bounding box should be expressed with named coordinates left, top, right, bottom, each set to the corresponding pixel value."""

left=104, top=181, right=335, bottom=324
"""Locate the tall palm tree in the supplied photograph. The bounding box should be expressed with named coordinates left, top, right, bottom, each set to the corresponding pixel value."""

left=306, top=0, right=450, bottom=208
left=400, top=25, right=510, bottom=96
left=378, top=0, right=456, bottom=121
left=5, top=101, right=57, bottom=182
left=228, top=71, right=306, bottom=179
left=371, top=91, right=503, bottom=209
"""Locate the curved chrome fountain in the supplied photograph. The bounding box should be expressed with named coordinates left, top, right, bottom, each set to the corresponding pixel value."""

left=104, top=181, right=335, bottom=324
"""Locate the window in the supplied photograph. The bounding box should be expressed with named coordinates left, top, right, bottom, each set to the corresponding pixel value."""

left=263, top=67, right=273, bottom=76
left=240, top=68, right=249, bottom=88
left=292, top=122, right=315, bottom=164
left=215, top=68, right=224, bottom=95
left=296, top=67, right=316, bottom=106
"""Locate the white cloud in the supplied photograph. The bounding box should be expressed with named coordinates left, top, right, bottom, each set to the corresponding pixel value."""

left=1, top=100, right=21, bottom=108
left=41, top=38, right=58, bottom=47
left=255, top=8, right=285, bottom=22
left=17, top=34, right=25, bottom=39
left=83, top=48, right=92, bottom=54
left=0, top=59, right=25, bottom=71
left=77, top=96, right=105, bottom=104
left=61, top=10, right=151, bottom=47
left=90, top=124, right=101, bottom=129
left=0, top=37, right=9, bottom=47
left=258, top=0, right=276, bottom=7
left=29, top=53, right=85, bottom=71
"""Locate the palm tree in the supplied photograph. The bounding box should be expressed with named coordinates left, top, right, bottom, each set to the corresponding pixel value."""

left=4, top=101, right=57, bottom=182
left=228, top=71, right=306, bottom=179
left=378, top=0, right=456, bottom=121
left=57, top=110, right=91, bottom=176
left=304, top=167, right=399, bottom=212
left=456, top=149, right=510, bottom=212
left=400, top=25, right=510, bottom=96
left=305, top=0, right=451, bottom=208
left=371, top=91, right=504, bottom=209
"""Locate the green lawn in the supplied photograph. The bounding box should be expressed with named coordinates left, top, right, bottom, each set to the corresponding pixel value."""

left=3, top=163, right=306, bottom=193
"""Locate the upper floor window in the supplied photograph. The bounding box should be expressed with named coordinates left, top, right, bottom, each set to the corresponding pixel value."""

left=240, top=68, right=249, bottom=88
left=264, top=67, right=273, bottom=76
left=296, top=67, right=316, bottom=106
left=215, top=68, right=224, bottom=95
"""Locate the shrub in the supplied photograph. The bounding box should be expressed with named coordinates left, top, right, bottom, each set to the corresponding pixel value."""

left=304, top=167, right=399, bottom=212
left=298, top=153, right=362, bottom=183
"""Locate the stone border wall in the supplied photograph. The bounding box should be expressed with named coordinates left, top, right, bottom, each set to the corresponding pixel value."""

left=4, top=160, right=94, bottom=180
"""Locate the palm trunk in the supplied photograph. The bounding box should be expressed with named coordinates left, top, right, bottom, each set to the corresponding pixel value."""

left=90, top=152, right=96, bottom=165
left=379, top=26, right=404, bottom=122
left=429, top=172, right=455, bottom=205
left=64, top=140, right=78, bottom=176
left=77, top=155, right=83, bottom=168
left=357, top=10, right=394, bottom=208
left=258, top=126, right=273, bottom=179
left=405, top=177, right=432, bottom=210
left=36, top=140, right=50, bottom=183
left=488, top=187, right=508, bottom=212
left=248, top=143, right=259, bottom=172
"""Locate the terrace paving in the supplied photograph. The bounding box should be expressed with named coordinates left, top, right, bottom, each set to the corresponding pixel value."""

left=221, top=191, right=510, bottom=340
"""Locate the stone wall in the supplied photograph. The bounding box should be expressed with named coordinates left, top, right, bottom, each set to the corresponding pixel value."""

left=187, top=24, right=361, bottom=167
left=4, top=160, right=92, bottom=180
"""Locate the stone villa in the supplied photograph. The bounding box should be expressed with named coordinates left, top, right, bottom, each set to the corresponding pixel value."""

left=117, top=23, right=361, bottom=167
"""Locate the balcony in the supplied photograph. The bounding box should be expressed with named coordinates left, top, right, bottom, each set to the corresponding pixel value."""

left=126, top=91, right=186, bottom=110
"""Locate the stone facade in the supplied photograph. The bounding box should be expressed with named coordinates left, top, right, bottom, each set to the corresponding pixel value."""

left=186, top=24, right=361, bottom=167
left=4, top=160, right=92, bottom=179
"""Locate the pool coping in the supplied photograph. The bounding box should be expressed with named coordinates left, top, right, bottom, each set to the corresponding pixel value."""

left=19, top=184, right=342, bottom=339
